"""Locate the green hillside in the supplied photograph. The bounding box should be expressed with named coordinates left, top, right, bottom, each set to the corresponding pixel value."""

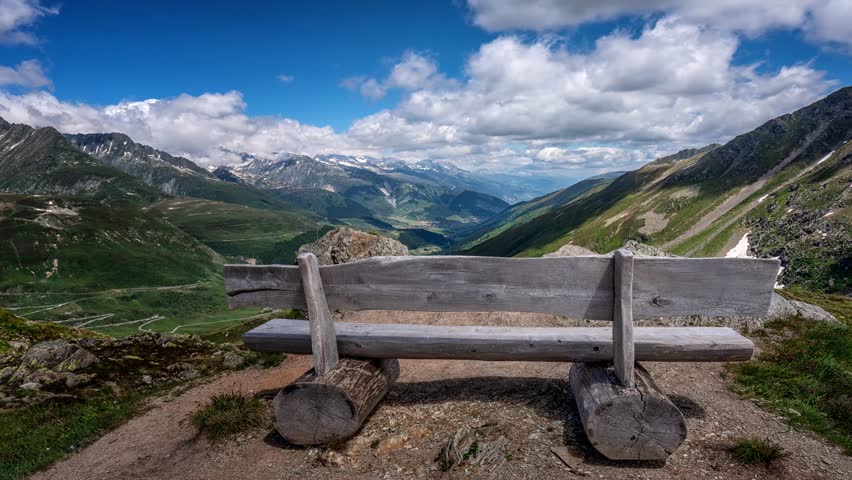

left=463, top=87, right=852, bottom=293
left=0, top=194, right=223, bottom=292
left=456, top=172, right=621, bottom=251
left=148, top=198, right=329, bottom=264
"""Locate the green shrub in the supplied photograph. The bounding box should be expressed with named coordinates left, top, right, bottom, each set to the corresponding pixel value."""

left=190, top=392, right=267, bottom=442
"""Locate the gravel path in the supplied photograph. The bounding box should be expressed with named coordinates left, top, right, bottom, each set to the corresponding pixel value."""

left=32, top=312, right=851, bottom=480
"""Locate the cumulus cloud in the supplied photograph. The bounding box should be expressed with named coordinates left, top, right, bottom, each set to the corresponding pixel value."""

left=0, top=90, right=372, bottom=164
left=348, top=19, right=834, bottom=171
left=342, top=51, right=456, bottom=100
left=0, top=59, right=50, bottom=88
left=0, top=7, right=841, bottom=176
left=467, top=0, right=852, bottom=50
left=0, top=0, right=58, bottom=45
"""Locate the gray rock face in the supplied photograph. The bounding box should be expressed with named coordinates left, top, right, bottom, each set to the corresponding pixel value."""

left=221, top=351, right=246, bottom=369
left=9, top=340, right=100, bottom=387
left=618, top=240, right=674, bottom=257
left=298, top=227, right=410, bottom=265
left=766, top=293, right=837, bottom=322
left=544, top=244, right=596, bottom=257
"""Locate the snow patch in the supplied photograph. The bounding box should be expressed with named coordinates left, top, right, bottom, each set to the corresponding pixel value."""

left=725, top=232, right=752, bottom=258
left=815, top=150, right=835, bottom=166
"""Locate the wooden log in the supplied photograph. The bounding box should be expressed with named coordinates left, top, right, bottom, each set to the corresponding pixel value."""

left=244, top=319, right=755, bottom=362
left=570, top=362, right=686, bottom=460
left=297, top=253, right=338, bottom=375
left=272, top=357, right=400, bottom=446
left=225, top=255, right=779, bottom=320
left=612, top=249, right=635, bottom=387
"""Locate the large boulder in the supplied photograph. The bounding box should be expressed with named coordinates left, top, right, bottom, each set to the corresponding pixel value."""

left=766, top=293, right=837, bottom=323
left=298, top=227, right=410, bottom=265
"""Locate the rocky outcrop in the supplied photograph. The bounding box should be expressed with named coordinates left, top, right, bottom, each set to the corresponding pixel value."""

left=298, top=227, right=410, bottom=265
left=765, top=292, right=837, bottom=323
left=0, top=317, right=263, bottom=408
left=544, top=244, right=596, bottom=257
left=619, top=240, right=674, bottom=257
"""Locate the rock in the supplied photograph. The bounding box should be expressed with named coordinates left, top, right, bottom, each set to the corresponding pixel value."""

left=19, top=382, right=40, bottom=390
left=767, top=293, right=837, bottom=322
left=54, top=347, right=99, bottom=372
left=141, top=374, right=153, bottom=385
left=166, top=362, right=199, bottom=380
left=298, top=227, right=410, bottom=265
left=221, top=352, right=245, bottom=369
left=18, top=340, right=77, bottom=370
left=321, top=449, right=347, bottom=467
left=543, top=244, right=596, bottom=257
left=619, top=240, right=674, bottom=257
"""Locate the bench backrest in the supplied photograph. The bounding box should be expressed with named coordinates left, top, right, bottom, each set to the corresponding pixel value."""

left=224, top=255, right=780, bottom=320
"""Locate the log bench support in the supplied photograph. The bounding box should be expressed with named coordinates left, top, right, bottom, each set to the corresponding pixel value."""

left=570, top=362, right=686, bottom=460
left=271, top=253, right=399, bottom=445
left=570, top=249, right=685, bottom=460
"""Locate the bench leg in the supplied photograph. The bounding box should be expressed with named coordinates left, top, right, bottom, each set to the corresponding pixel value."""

left=613, top=249, right=635, bottom=387
left=569, top=362, right=686, bottom=460
left=298, top=252, right=339, bottom=376
left=272, top=358, right=400, bottom=445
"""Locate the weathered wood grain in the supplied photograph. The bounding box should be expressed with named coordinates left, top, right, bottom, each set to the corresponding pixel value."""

left=570, top=362, right=686, bottom=460
left=298, top=253, right=338, bottom=375
left=243, top=319, right=754, bottom=362
left=225, top=255, right=779, bottom=319
left=613, top=249, right=635, bottom=387
left=272, top=357, right=399, bottom=445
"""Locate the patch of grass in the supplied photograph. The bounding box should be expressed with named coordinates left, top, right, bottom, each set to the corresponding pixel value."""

left=191, top=392, right=267, bottom=443
left=728, top=291, right=852, bottom=454
left=0, top=394, right=144, bottom=480
left=729, top=437, right=785, bottom=466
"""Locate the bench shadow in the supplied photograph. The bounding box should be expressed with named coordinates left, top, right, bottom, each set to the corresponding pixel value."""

left=383, top=376, right=700, bottom=470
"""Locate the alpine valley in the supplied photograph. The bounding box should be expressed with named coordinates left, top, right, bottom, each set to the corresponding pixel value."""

left=0, top=87, right=849, bottom=336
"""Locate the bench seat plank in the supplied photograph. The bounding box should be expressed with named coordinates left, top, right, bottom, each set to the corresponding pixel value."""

left=243, top=319, right=754, bottom=362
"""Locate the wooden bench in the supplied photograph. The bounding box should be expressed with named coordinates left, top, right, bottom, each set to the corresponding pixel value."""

left=225, top=251, right=778, bottom=460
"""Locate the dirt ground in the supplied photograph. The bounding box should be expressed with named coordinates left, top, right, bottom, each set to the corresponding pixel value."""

left=32, top=312, right=851, bottom=480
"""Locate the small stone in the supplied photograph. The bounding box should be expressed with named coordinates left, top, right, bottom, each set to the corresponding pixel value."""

left=221, top=352, right=245, bottom=369
left=141, top=375, right=152, bottom=385
left=20, top=382, right=40, bottom=390
left=321, top=449, right=346, bottom=467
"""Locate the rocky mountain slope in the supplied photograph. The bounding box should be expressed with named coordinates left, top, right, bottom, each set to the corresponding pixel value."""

left=465, top=87, right=852, bottom=294
left=215, top=152, right=510, bottom=237
left=0, top=119, right=158, bottom=200
left=64, top=133, right=306, bottom=211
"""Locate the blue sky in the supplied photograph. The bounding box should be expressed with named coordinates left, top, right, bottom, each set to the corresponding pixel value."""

left=0, top=0, right=850, bottom=177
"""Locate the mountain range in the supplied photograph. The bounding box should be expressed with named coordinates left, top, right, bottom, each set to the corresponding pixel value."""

left=0, top=86, right=849, bottom=299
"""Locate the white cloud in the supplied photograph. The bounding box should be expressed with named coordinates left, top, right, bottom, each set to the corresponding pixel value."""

left=342, top=51, right=455, bottom=100
left=467, top=0, right=852, bottom=50
left=0, top=90, right=371, bottom=165
left=0, top=59, right=50, bottom=88
left=277, top=74, right=294, bottom=83
left=348, top=19, right=834, bottom=172
left=0, top=12, right=840, bottom=176
left=0, top=0, right=58, bottom=45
